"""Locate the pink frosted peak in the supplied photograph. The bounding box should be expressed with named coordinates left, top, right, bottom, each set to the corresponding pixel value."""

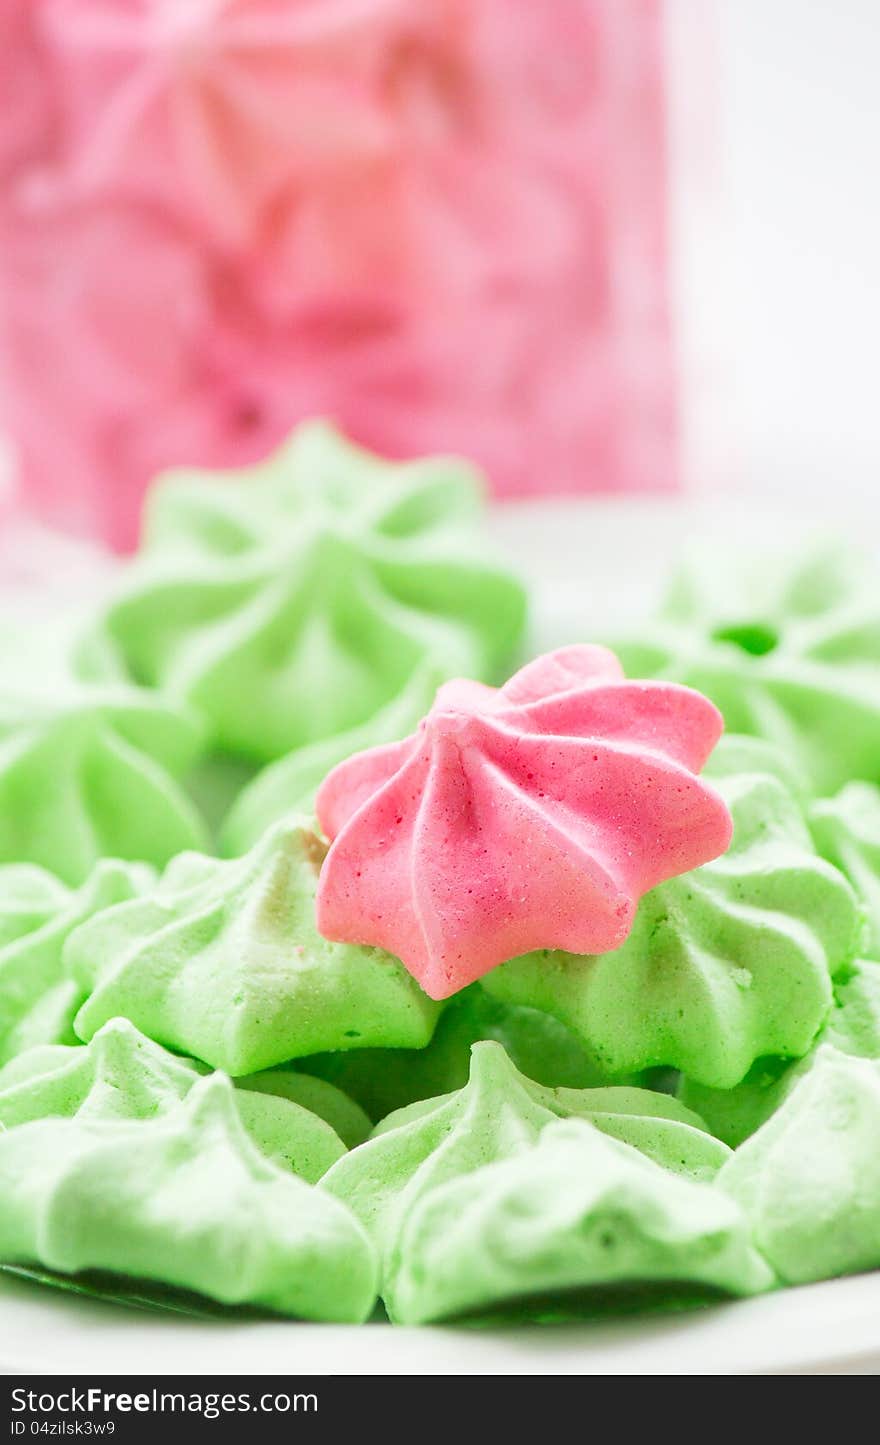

left=315, top=644, right=733, bottom=1000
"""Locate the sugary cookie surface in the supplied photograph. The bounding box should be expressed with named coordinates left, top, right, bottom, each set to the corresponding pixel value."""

left=2, top=438, right=880, bottom=1326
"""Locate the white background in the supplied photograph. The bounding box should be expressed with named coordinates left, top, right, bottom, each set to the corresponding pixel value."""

left=672, top=0, right=880, bottom=502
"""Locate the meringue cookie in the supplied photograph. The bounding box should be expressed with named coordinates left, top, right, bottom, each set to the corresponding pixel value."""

left=323, top=1041, right=732, bottom=1292
left=824, top=956, right=880, bottom=1058
left=323, top=1042, right=749, bottom=1318
left=0, top=0, right=52, bottom=187
left=611, top=542, right=880, bottom=796
left=0, top=619, right=206, bottom=884
left=0, top=859, right=152, bottom=1067
left=718, top=1046, right=880, bottom=1285
left=0, top=1067, right=377, bottom=1321
left=221, top=657, right=445, bottom=856
left=364, top=1044, right=730, bottom=1181
left=7, top=2, right=674, bottom=548
left=301, top=984, right=617, bottom=1124
left=236, top=1070, right=371, bottom=1152
left=317, top=644, right=732, bottom=999
left=390, top=1118, right=773, bottom=1324
left=95, top=421, right=527, bottom=764
left=680, top=957, right=880, bottom=1147
left=810, top=783, right=880, bottom=959
left=695, top=731, right=810, bottom=802
left=40, top=0, right=410, bottom=248
left=69, top=820, right=441, bottom=1074
left=0, top=1017, right=347, bottom=1184
left=485, top=736, right=862, bottom=1087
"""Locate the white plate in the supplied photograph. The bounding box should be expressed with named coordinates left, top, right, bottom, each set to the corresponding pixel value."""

left=2, top=1268, right=880, bottom=1377
left=2, top=495, right=879, bottom=1376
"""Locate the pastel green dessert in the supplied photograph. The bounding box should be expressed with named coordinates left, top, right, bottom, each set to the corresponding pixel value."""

left=69, top=820, right=441, bottom=1074
left=322, top=1042, right=767, bottom=1321
left=94, top=421, right=527, bottom=765
left=0, top=620, right=206, bottom=885
left=483, top=738, right=862, bottom=1087
left=390, top=1119, right=774, bottom=1324
left=811, top=783, right=880, bottom=959
left=610, top=542, right=880, bottom=795
left=9, top=507, right=880, bottom=1325
left=221, top=657, right=445, bottom=856
left=0, top=1047, right=377, bottom=1320
left=821, top=956, right=880, bottom=1056
left=302, top=984, right=623, bottom=1124
left=717, top=1046, right=880, bottom=1285
left=236, top=1069, right=371, bottom=1151
left=364, top=1044, right=732, bottom=1182
left=0, top=860, right=152, bottom=1067
left=0, top=1017, right=349, bottom=1182
left=694, top=732, right=810, bottom=802
left=681, top=956, right=880, bottom=1146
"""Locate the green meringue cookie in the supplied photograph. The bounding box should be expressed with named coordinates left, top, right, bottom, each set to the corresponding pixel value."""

left=697, top=732, right=810, bottom=801
left=824, top=956, right=880, bottom=1056
left=361, top=1044, right=730, bottom=1180
left=0, top=1017, right=348, bottom=1182
left=322, top=1041, right=733, bottom=1315
left=610, top=542, right=880, bottom=796
left=0, top=1065, right=377, bottom=1321
left=323, top=1043, right=765, bottom=1321
left=717, top=1046, right=880, bottom=1285
left=302, top=985, right=622, bottom=1124
left=0, top=620, right=207, bottom=885
left=69, top=819, right=441, bottom=1074
left=811, top=783, right=880, bottom=958
left=677, top=1057, right=792, bottom=1152
left=221, top=656, right=445, bottom=855
left=186, top=753, right=260, bottom=843
left=484, top=738, right=862, bottom=1088
left=390, top=1118, right=773, bottom=1324
left=680, top=957, right=880, bottom=1146
left=95, top=421, right=527, bottom=765
left=0, top=860, right=153, bottom=1067
left=235, top=1069, right=371, bottom=1150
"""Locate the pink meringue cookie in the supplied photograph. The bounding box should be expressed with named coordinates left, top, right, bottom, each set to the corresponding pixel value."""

left=316, top=645, right=733, bottom=1000
left=0, top=2, right=675, bottom=549
left=0, top=2, right=56, bottom=189
left=39, top=0, right=426, bottom=249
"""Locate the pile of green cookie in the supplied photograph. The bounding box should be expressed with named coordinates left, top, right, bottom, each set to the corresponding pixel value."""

left=2, top=423, right=880, bottom=1326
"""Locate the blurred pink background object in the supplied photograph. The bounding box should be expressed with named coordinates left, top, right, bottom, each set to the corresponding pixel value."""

left=0, top=0, right=675, bottom=550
